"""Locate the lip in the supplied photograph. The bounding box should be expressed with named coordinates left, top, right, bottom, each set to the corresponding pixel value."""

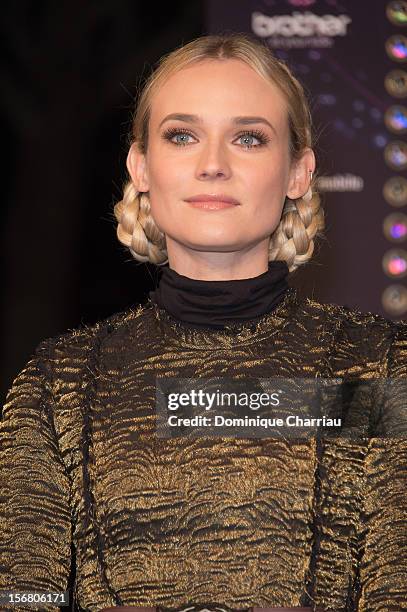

left=184, top=194, right=240, bottom=205
left=184, top=194, right=240, bottom=210
left=186, top=201, right=237, bottom=210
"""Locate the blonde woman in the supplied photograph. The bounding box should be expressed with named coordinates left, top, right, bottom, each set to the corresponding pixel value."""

left=1, top=33, right=406, bottom=612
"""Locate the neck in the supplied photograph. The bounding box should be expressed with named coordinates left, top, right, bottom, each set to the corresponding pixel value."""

left=148, top=260, right=290, bottom=330
left=165, top=238, right=271, bottom=281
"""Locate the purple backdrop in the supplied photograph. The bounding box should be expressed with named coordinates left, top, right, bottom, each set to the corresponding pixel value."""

left=206, top=0, right=407, bottom=319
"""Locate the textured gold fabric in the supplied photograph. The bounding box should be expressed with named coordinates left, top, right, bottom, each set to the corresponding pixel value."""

left=1, top=287, right=406, bottom=611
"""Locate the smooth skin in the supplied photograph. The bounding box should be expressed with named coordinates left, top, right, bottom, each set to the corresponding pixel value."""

left=127, top=58, right=315, bottom=281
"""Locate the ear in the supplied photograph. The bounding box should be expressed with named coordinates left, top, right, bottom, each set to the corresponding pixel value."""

left=126, top=143, right=150, bottom=192
left=286, top=148, right=316, bottom=200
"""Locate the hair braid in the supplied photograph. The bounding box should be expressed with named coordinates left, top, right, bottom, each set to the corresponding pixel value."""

left=114, top=182, right=167, bottom=265
left=269, top=190, right=324, bottom=272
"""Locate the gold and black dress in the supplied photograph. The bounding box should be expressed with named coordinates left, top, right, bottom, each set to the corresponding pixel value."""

left=1, top=262, right=406, bottom=611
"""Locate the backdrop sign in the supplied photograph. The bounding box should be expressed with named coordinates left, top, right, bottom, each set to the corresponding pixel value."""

left=206, top=0, right=407, bottom=318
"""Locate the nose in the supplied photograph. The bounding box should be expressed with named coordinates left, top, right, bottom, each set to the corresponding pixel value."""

left=195, top=140, right=232, bottom=180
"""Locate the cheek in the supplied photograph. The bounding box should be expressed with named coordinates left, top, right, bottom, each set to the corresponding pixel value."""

left=250, top=167, right=286, bottom=206
left=148, top=153, right=186, bottom=196
left=243, top=152, right=286, bottom=185
left=248, top=171, right=287, bottom=228
left=146, top=153, right=185, bottom=228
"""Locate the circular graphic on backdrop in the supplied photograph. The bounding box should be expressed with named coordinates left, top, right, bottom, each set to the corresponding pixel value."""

left=383, top=212, right=407, bottom=241
left=385, top=105, right=407, bottom=133
left=382, top=284, right=407, bottom=316
left=386, top=35, right=407, bottom=61
left=382, top=248, right=407, bottom=278
left=383, top=176, right=407, bottom=206
left=384, top=141, right=407, bottom=169
left=386, top=1, right=407, bottom=26
left=385, top=69, right=407, bottom=97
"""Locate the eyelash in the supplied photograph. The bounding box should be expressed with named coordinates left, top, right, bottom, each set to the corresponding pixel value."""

left=161, top=126, right=271, bottom=149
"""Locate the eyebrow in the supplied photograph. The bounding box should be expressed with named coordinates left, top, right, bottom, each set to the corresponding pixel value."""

left=158, top=113, right=277, bottom=136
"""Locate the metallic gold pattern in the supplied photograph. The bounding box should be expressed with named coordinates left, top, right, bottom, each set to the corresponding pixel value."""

left=1, top=288, right=406, bottom=611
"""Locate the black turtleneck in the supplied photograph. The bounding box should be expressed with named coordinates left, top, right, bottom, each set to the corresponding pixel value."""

left=148, top=260, right=290, bottom=330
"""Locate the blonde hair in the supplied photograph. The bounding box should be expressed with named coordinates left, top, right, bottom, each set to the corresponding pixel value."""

left=114, top=33, right=324, bottom=272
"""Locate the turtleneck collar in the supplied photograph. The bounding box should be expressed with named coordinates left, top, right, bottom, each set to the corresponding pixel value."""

left=148, top=260, right=290, bottom=330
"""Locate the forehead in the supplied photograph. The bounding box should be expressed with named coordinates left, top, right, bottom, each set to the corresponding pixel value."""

left=150, top=59, right=288, bottom=131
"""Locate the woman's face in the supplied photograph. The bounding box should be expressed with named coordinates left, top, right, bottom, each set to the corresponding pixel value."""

left=127, top=58, right=314, bottom=268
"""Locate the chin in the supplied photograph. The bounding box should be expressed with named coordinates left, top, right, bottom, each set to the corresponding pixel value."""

left=174, top=234, right=246, bottom=251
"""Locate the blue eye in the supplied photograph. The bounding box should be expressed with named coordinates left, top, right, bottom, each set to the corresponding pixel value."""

left=173, top=132, right=193, bottom=145
left=162, top=128, right=195, bottom=146
left=236, top=130, right=270, bottom=148
left=238, top=133, right=261, bottom=148
left=162, top=127, right=270, bottom=148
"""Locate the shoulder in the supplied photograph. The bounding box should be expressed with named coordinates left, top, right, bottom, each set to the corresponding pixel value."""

left=33, top=300, right=151, bottom=365
left=298, top=293, right=406, bottom=374
left=300, top=292, right=400, bottom=335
